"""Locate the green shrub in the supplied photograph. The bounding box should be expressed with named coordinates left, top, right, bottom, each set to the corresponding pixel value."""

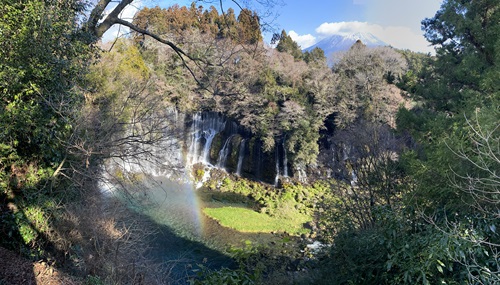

left=190, top=265, right=256, bottom=285
left=85, top=275, right=106, bottom=285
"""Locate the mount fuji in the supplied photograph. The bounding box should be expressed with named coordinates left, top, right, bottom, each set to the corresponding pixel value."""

left=303, top=32, right=387, bottom=56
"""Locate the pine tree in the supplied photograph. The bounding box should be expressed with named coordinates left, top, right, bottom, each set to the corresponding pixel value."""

left=237, top=9, right=262, bottom=44
left=276, top=30, right=303, bottom=60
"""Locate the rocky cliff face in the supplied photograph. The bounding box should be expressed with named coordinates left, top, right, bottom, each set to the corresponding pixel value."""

left=184, top=112, right=288, bottom=185
left=181, top=111, right=361, bottom=186
left=114, top=108, right=406, bottom=187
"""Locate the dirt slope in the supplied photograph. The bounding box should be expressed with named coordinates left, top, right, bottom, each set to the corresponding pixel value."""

left=0, top=247, right=81, bottom=285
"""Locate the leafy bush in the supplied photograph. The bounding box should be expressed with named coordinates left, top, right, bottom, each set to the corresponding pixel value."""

left=207, top=175, right=332, bottom=221
left=190, top=265, right=257, bottom=285
left=316, top=206, right=500, bottom=285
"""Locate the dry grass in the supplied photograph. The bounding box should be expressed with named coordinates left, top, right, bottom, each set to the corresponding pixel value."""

left=47, top=186, right=175, bottom=284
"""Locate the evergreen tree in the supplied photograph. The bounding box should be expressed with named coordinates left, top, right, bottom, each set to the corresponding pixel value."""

left=303, top=47, right=326, bottom=65
left=218, top=8, right=238, bottom=39
left=237, top=9, right=263, bottom=44
left=419, top=0, right=499, bottom=112
left=276, top=30, right=303, bottom=60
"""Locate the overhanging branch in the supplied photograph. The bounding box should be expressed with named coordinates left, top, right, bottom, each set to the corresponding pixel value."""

left=93, top=0, right=134, bottom=38
left=113, top=18, right=206, bottom=65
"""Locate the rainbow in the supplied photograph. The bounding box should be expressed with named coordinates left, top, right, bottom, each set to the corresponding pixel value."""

left=144, top=177, right=206, bottom=239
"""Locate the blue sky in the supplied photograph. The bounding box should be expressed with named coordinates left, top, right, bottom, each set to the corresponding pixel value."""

left=274, top=0, right=442, bottom=53
left=102, top=0, right=442, bottom=53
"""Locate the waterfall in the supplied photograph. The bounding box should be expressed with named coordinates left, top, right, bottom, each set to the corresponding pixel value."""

left=296, top=164, right=308, bottom=183
left=282, top=138, right=289, bottom=177
left=104, top=107, right=187, bottom=181
left=187, top=112, right=226, bottom=166
left=187, top=113, right=202, bottom=165
left=350, top=170, right=358, bottom=186
left=201, top=129, right=217, bottom=164
left=236, top=139, right=246, bottom=176
left=342, top=143, right=351, bottom=161
left=274, top=144, right=280, bottom=187
left=217, top=134, right=235, bottom=168
left=186, top=111, right=291, bottom=184
left=331, top=144, right=336, bottom=168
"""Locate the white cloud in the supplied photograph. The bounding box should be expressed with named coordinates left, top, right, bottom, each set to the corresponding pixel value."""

left=316, top=21, right=372, bottom=36
left=363, top=0, right=442, bottom=34
left=314, top=21, right=434, bottom=53
left=288, top=31, right=317, bottom=49
left=373, top=25, right=434, bottom=54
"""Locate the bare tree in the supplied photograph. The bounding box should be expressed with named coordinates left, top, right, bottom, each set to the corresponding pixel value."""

left=449, top=114, right=500, bottom=217
left=332, top=45, right=408, bottom=128
left=330, top=121, right=408, bottom=229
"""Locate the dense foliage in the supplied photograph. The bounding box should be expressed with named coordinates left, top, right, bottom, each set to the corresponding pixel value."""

left=0, top=1, right=173, bottom=283
left=314, top=0, right=500, bottom=284
left=0, top=0, right=90, bottom=179
left=0, top=0, right=92, bottom=251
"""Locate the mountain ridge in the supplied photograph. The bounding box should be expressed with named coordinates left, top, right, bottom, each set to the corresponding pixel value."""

left=303, top=32, right=387, bottom=56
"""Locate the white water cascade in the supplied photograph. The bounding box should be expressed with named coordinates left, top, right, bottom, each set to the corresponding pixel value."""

left=202, top=129, right=217, bottom=163
left=283, top=139, right=289, bottom=177
left=217, top=134, right=235, bottom=168
left=185, top=112, right=296, bottom=185
left=187, top=113, right=226, bottom=165
left=350, top=170, right=358, bottom=186
left=274, top=144, right=280, bottom=186
left=236, top=139, right=246, bottom=176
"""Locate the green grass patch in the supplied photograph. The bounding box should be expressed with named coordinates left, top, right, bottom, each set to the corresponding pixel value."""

left=203, top=206, right=311, bottom=235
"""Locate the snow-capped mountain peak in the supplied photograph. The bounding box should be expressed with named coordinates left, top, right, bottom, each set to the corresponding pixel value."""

left=303, top=32, right=387, bottom=56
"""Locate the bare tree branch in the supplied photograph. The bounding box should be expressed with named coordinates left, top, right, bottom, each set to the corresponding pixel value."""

left=93, top=0, right=134, bottom=38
